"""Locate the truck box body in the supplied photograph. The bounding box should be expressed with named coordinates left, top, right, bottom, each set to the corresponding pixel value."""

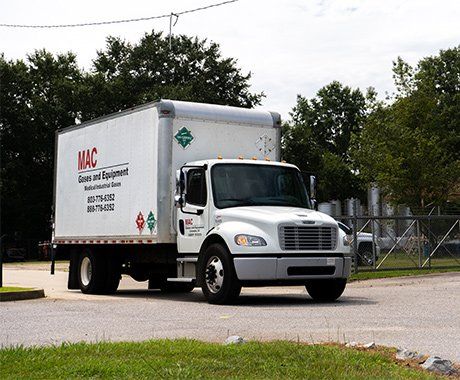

left=53, top=100, right=281, bottom=244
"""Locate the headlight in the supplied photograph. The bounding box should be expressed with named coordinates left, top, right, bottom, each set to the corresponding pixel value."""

left=234, top=234, right=267, bottom=247
left=343, top=235, right=353, bottom=246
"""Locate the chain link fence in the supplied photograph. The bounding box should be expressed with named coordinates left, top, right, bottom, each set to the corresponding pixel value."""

left=335, top=215, right=460, bottom=272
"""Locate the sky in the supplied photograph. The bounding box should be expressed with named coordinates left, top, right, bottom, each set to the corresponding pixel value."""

left=1, top=0, right=459, bottom=120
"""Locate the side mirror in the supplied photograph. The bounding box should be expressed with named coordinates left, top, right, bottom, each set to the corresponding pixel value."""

left=311, top=198, right=318, bottom=211
left=309, top=175, right=318, bottom=210
left=309, top=175, right=317, bottom=199
left=175, top=170, right=186, bottom=208
left=174, top=194, right=184, bottom=208
left=179, top=170, right=186, bottom=194
left=176, top=164, right=206, bottom=216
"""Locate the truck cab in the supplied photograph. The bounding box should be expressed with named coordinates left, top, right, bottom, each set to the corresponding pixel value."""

left=175, top=159, right=352, bottom=304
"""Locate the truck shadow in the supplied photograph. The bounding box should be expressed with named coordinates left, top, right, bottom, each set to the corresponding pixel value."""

left=111, top=289, right=376, bottom=307
left=234, top=295, right=376, bottom=307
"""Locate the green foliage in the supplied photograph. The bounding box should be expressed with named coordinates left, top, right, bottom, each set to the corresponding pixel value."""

left=354, top=46, right=460, bottom=209
left=0, top=31, right=263, bottom=243
left=283, top=81, right=369, bottom=201
left=81, top=31, right=263, bottom=120
left=0, top=50, right=84, bottom=240
left=0, top=339, right=440, bottom=379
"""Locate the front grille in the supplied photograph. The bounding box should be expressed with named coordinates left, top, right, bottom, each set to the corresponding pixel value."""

left=279, top=225, right=337, bottom=251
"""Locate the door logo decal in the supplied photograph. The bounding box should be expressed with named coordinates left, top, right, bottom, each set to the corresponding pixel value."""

left=174, top=127, right=194, bottom=149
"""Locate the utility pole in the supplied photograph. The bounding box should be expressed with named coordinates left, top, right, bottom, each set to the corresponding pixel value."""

left=168, top=12, right=179, bottom=49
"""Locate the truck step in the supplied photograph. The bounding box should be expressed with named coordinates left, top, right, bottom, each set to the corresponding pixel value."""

left=177, top=257, right=198, bottom=263
left=167, top=277, right=195, bottom=283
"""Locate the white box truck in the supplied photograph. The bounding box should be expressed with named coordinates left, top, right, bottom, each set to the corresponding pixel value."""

left=53, top=100, right=352, bottom=304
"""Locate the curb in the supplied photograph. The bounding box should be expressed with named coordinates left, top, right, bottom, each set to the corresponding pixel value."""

left=0, top=289, right=45, bottom=302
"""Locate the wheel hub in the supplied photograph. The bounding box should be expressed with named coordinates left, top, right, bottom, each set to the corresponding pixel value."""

left=205, top=256, right=224, bottom=294
left=80, top=256, right=92, bottom=286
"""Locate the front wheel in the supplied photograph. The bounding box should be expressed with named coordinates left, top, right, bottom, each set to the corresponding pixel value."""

left=199, top=244, right=241, bottom=304
left=305, top=278, right=347, bottom=302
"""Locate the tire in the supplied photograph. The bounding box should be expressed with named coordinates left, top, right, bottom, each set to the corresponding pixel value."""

left=78, top=249, right=120, bottom=294
left=68, top=250, right=80, bottom=290
left=305, top=278, right=347, bottom=302
left=104, top=257, right=121, bottom=294
left=358, top=243, right=374, bottom=266
left=199, top=244, right=241, bottom=305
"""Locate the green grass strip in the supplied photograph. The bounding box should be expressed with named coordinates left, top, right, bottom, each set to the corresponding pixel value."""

left=0, top=339, right=443, bottom=379
left=0, top=286, right=34, bottom=293
left=350, top=268, right=460, bottom=282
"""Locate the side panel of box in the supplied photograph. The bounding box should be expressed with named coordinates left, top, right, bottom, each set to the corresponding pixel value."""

left=54, top=107, right=160, bottom=241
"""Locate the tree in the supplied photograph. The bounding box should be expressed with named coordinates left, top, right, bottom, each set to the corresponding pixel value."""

left=353, top=46, right=460, bottom=209
left=1, top=51, right=84, bottom=244
left=283, top=81, right=369, bottom=201
left=0, top=31, right=263, bottom=248
left=81, top=31, right=263, bottom=120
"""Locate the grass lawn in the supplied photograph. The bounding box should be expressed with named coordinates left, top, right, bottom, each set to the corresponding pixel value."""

left=0, top=340, right=444, bottom=380
left=355, top=250, right=460, bottom=280
left=0, top=286, right=33, bottom=293
left=374, top=254, right=460, bottom=269
left=350, top=267, right=460, bottom=281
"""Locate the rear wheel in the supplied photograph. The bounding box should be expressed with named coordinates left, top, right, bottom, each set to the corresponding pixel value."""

left=78, top=249, right=120, bottom=294
left=104, top=257, right=121, bottom=294
left=199, top=244, right=241, bottom=304
left=305, top=278, right=347, bottom=302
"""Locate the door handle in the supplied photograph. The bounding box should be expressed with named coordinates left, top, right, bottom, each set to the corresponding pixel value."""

left=179, top=219, right=185, bottom=235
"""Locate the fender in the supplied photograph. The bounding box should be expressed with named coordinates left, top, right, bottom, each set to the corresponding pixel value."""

left=201, top=221, right=275, bottom=255
left=197, top=233, right=230, bottom=287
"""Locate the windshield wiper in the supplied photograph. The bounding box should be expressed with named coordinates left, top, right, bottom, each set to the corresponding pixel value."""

left=264, top=198, right=303, bottom=207
left=217, top=198, right=258, bottom=208
left=219, top=198, right=256, bottom=204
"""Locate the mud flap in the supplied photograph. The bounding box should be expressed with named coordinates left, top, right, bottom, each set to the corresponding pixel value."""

left=67, top=250, right=79, bottom=289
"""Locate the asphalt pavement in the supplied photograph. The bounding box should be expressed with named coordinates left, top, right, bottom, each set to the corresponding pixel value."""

left=1, top=264, right=459, bottom=362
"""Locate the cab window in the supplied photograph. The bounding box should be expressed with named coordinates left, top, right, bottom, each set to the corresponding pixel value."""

left=186, top=169, right=207, bottom=206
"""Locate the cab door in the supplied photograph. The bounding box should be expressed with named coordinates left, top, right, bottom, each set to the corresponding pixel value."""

left=177, top=168, right=209, bottom=253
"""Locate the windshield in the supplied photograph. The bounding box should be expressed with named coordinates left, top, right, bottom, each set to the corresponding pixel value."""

left=211, top=164, right=311, bottom=209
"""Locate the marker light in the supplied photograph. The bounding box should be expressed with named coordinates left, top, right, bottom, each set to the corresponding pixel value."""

left=238, top=155, right=244, bottom=160
left=252, top=156, right=257, bottom=160
left=234, top=234, right=267, bottom=247
left=217, top=155, right=223, bottom=159
left=264, top=157, right=270, bottom=161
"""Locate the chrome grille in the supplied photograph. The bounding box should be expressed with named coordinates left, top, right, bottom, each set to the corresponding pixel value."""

left=279, top=225, right=337, bottom=251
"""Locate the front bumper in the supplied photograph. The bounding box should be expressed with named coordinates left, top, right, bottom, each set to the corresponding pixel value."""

left=233, top=256, right=352, bottom=281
